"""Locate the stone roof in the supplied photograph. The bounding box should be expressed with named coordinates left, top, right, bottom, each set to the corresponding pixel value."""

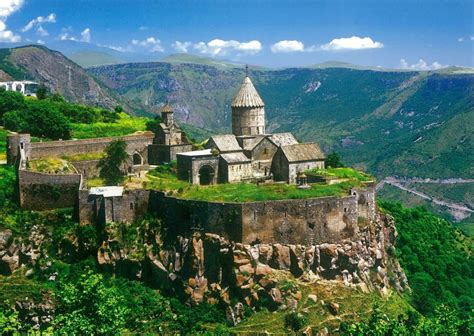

left=161, top=103, right=173, bottom=113
left=280, top=143, right=325, bottom=163
left=231, top=76, right=265, bottom=108
left=242, top=136, right=265, bottom=150
left=220, top=152, right=251, bottom=164
left=270, top=133, right=298, bottom=147
left=207, top=134, right=242, bottom=152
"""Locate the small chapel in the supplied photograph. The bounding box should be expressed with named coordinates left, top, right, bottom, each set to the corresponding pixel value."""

left=174, top=68, right=325, bottom=185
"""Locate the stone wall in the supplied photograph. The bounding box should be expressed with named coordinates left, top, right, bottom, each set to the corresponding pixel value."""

left=149, top=187, right=375, bottom=245
left=21, top=132, right=154, bottom=163
left=78, top=189, right=151, bottom=225
left=72, top=160, right=101, bottom=178
left=18, top=170, right=81, bottom=210
left=148, top=144, right=193, bottom=164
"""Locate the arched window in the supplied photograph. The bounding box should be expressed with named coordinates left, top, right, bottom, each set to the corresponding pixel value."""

left=132, top=153, right=143, bottom=165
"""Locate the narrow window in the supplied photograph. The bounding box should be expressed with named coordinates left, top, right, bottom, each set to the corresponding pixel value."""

left=344, top=207, right=347, bottom=213
left=253, top=211, right=257, bottom=220
left=130, top=203, right=134, bottom=210
left=20, top=142, right=24, bottom=149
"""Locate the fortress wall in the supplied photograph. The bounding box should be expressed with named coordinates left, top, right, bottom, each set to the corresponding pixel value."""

left=28, top=133, right=154, bottom=163
left=72, top=160, right=101, bottom=178
left=240, top=196, right=358, bottom=245
left=18, top=170, right=81, bottom=210
left=150, top=191, right=243, bottom=242
left=352, top=184, right=377, bottom=223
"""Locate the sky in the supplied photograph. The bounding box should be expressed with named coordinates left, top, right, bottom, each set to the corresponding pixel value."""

left=1, top=0, right=473, bottom=69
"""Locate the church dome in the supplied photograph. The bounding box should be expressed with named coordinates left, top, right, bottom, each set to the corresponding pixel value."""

left=231, top=76, right=265, bottom=108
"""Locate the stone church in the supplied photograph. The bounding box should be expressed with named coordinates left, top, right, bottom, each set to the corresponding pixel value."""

left=177, top=71, right=325, bottom=185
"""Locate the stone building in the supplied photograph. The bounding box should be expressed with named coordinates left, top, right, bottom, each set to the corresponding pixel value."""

left=272, top=143, right=325, bottom=184
left=176, top=71, right=325, bottom=185
left=148, top=104, right=193, bottom=163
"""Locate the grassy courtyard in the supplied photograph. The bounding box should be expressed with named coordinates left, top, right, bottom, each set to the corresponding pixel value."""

left=145, top=165, right=372, bottom=202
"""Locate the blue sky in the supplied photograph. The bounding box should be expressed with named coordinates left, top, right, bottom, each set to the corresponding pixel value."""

left=1, top=0, right=473, bottom=68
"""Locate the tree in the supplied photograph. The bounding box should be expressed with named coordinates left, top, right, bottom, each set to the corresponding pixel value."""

left=53, top=268, right=129, bottom=335
left=325, top=151, right=344, bottom=168
left=97, top=140, right=128, bottom=185
left=0, top=89, right=26, bottom=121
left=114, top=105, right=124, bottom=113
left=3, top=100, right=71, bottom=140
left=35, top=84, right=48, bottom=100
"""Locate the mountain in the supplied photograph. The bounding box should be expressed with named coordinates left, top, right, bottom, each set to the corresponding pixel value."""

left=0, top=45, right=121, bottom=109
left=88, top=61, right=474, bottom=180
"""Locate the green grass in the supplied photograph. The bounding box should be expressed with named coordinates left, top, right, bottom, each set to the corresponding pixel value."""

left=0, top=127, right=8, bottom=161
left=307, top=167, right=374, bottom=182
left=71, top=113, right=148, bottom=139
left=28, top=158, right=74, bottom=174
left=146, top=165, right=363, bottom=202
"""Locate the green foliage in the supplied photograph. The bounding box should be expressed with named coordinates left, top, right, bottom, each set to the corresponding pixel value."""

left=0, top=89, right=26, bottom=121
left=3, top=100, right=71, bottom=140
left=284, top=311, right=309, bottom=332
left=71, top=113, right=148, bottom=139
left=53, top=268, right=129, bottom=335
left=380, top=202, right=473, bottom=318
left=307, top=167, right=373, bottom=182
left=97, top=140, right=128, bottom=185
left=35, top=84, right=48, bottom=100
left=0, top=305, right=20, bottom=334
left=339, top=303, right=470, bottom=335
left=325, top=151, right=344, bottom=168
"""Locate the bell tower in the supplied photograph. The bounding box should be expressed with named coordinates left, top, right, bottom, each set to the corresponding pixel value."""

left=231, top=66, right=265, bottom=136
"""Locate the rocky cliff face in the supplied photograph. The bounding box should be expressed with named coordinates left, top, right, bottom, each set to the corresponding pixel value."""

left=0, top=46, right=120, bottom=110
left=0, top=208, right=409, bottom=326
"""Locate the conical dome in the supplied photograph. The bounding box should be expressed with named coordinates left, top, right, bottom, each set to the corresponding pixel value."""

left=231, top=76, right=265, bottom=108
left=161, top=103, right=173, bottom=113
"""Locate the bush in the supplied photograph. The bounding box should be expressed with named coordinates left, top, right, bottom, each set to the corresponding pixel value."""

left=97, top=140, right=128, bottom=185
left=284, top=311, right=308, bottom=331
left=0, top=89, right=26, bottom=121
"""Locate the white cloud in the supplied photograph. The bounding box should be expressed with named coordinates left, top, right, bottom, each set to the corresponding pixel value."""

left=139, top=26, right=148, bottom=31
left=458, top=37, right=464, bottom=42
left=320, top=36, right=383, bottom=51
left=59, top=32, right=73, bottom=41
left=22, top=13, right=56, bottom=32
left=131, top=37, right=164, bottom=52
left=194, top=39, right=262, bottom=56
left=0, top=0, right=24, bottom=42
left=36, top=26, right=49, bottom=36
left=80, top=28, right=91, bottom=42
left=172, top=41, right=192, bottom=53
left=36, top=39, right=45, bottom=44
left=271, top=40, right=305, bottom=53
left=399, top=58, right=447, bottom=71
left=471, top=36, right=474, bottom=41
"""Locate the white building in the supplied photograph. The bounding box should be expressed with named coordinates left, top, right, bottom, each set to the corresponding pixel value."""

left=0, top=81, right=39, bottom=97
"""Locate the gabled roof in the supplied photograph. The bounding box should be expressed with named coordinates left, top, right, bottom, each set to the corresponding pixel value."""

left=231, top=76, right=265, bottom=108
left=206, top=134, right=242, bottom=152
left=279, top=143, right=325, bottom=163
left=270, top=133, right=298, bottom=147
left=178, top=149, right=213, bottom=157
left=220, top=152, right=251, bottom=164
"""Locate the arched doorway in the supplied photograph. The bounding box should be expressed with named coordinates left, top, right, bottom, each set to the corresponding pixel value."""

left=199, top=165, right=214, bottom=185
left=132, top=153, right=143, bottom=165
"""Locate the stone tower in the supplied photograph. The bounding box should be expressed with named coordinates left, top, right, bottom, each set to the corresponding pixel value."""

left=161, top=103, right=174, bottom=126
left=231, top=68, right=265, bottom=136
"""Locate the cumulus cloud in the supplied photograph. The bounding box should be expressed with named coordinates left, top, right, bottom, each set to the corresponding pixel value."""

left=270, top=40, right=305, bottom=53
left=58, top=27, right=92, bottom=43
left=320, top=36, right=383, bottom=51
left=399, top=58, right=446, bottom=70
left=80, top=28, right=91, bottom=42
left=131, top=36, right=164, bottom=52
left=36, top=39, right=45, bottom=44
left=0, top=0, right=24, bottom=42
left=172, top=41, right=192, bottom=53
left=194, top=39, right=262, bottom=56
left=21, top=13, right=56, bottom=32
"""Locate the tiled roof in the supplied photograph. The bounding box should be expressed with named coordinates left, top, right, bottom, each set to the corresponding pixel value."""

left=280, top=143, right=325, bottom=163
left=207, top=134, right=242, bottom=152
left=220, top=152, right=251, bottom=164
left=231, top=76, right=265, bottom=108
left=270, top=133, right=298, bottom=147
left=161, top=103, right=173, bottom=113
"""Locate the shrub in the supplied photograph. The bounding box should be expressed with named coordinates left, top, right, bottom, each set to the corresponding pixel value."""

left=97, top=140, right=128, bottom=185
left=284, top=311, right=308, bottom=331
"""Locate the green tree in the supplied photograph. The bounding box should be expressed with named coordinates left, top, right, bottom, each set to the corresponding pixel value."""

left=0, top=89, right=26, bottom=121
left=53, top=268, right=129, bottom=335
left=0, top=305, right=20, bottom=334
left=325, top=151, right=344, bottom=168
left=114, top=105, right=124, bottom=113
left=3, top=100, right=71, bottom=140
left=35, top=84, right=48, bottom=100
left=97, top=140, right=128, bottom=185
